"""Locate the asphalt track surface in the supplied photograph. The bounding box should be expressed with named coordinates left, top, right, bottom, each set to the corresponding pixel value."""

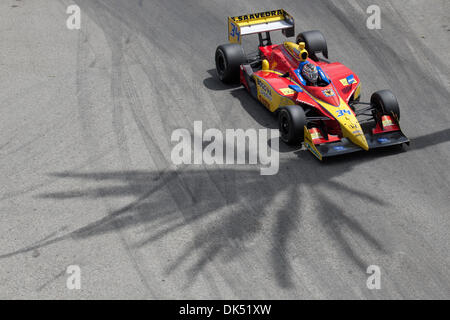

left=0, top=0, right=449, bottom=299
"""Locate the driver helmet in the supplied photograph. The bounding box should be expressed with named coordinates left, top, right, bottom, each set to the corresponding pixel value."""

left=301, top=63, right=319, bottom=84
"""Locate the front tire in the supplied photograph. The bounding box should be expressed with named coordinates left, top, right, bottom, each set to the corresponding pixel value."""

left=215, top=44, right=246, bottom=84
left=371, top=89, right=400, bottom=121
left=278, top=106, right=306, bottom=145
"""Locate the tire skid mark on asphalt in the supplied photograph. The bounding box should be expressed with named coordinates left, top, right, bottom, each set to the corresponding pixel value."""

left=104, top=9, right=282, bottom=296
left=78, top=1, right=235, bottom=296
left=114, top=34, right=300, bottom=292
left=67, top=0, right=390, bottom=296
left=326, top=0, right=449, bottom=120
left=73, top=4, right=158, bottom=297
left=0, top=116, right=73, bottom=162
left=3, top=0, right=445, bottom=298
left=382, top=0, right=450, bottom=84
left=0, top=146, right=115, bottom=201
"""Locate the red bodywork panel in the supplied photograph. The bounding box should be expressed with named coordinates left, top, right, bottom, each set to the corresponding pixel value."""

left=321, top=62, right=360, bottom=102
left=259, top=44, right=360, bottom=106
left=372, top=115, right=400, bottom=134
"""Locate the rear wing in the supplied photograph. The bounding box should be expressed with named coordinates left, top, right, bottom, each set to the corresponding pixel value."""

left=228, top=9, right=295, bottom=44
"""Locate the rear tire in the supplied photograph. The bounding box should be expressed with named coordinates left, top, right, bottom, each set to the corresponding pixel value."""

left=215, top=44, right=246, bottom=84
left=296, top=30, right=328, bottom=61
left=278, top=105, right=306, bottom=145
left=370, top=89, right=400, bottom=121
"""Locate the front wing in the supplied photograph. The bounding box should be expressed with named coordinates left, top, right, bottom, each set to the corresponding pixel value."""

left=305, top=130, right=409, bottom=160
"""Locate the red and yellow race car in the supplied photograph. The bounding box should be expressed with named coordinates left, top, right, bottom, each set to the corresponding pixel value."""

left=215, top=9, right=409, bottom=160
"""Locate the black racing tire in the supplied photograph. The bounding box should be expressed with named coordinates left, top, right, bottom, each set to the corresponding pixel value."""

left=278, top=105, right=306, bottom=145
left=215, top=44, right=246, bottom=84
left=296, top=30, right=328, bottom=61
left=370, top=89, right=400, bottom=121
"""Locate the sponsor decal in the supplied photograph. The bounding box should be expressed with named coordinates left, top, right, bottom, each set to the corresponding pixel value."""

left=231, top=10, right=284, bottom=22
left=340, top=75, right=357, bottom=86
left=334, top=146, right=346, bottom=151
left=322, top=89, right=335, bottom=97
left=336, top=109, right=352, bottom=117
left=309, top=128, right=323, bottom=140
left=305, top=142, right=322, bottom=159
left=257, top=78, right=272, bottom=101
left=378, top=137, right=390, bottom=143
left=279, top=88, right=295, bottom=95
left=229, top=22, right=240, bottom=42
left=348, top=122, right=360, bottom=129
left=382, top=118, right=393, bottom=127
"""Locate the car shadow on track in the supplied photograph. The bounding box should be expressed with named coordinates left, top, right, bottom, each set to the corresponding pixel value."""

left=408, top=128, right=450, bottom=151
left=203, top=69, right=241, bottom=91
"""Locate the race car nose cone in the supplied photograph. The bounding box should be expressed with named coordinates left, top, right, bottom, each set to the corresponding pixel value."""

left=352, top=134, right=369, bottom=151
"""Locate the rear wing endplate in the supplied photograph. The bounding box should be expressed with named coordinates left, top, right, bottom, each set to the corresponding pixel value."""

left=228, top=9, right=295, bottom=44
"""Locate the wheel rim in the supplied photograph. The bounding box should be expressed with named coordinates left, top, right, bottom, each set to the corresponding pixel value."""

left=279, top=113, right=290, bottom=139
left=216, top=51, right=226, bottom=76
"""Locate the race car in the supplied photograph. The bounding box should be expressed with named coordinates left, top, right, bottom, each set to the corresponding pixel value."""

left=215, top=9, right=409, bottom=160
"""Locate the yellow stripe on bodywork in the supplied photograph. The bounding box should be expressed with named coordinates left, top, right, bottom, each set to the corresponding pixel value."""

left=353, top=84, right=361, bottom=100
left=256, top=69, right=302, bottom=87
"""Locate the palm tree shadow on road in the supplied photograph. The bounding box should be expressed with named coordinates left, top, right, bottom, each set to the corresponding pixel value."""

left=1, top=153, right=394, bottom=289
left=16, top=124, right=448, bottom=290
left=2, top=77, right=449, bottom=291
